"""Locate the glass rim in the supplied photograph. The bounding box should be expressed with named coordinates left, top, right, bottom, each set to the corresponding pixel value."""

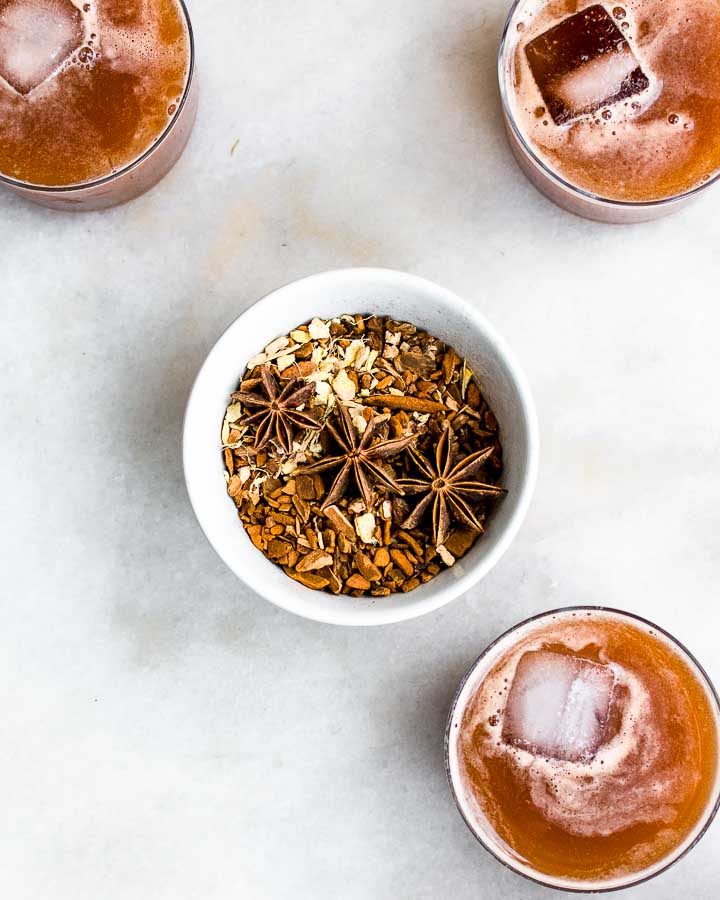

left=0, top=0, right=195, bottom=195
left=497, top=0, right=720, bottom=210
left=444, top=604, right=720, bottom=893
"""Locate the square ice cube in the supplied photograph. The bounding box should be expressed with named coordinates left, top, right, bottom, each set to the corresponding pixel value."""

left=525, top=4, right=650, bottom=125
left=502, top=650, right=615, bottom=762
left=0, top=0, right=84, bottom=96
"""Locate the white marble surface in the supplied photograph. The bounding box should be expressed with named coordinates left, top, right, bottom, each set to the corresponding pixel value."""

left=1, top=1, right=719, bottom=897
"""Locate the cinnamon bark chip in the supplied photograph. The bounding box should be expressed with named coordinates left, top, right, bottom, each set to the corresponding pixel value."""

left=364, top=395, right=445, bottom=414
left=374, top=548, right=390, bottom=569
left=346, top=574, right=372, bottom=591
left=220, top=315, right=506, bottom=596
left=296, top=550, right=334, bottom=572
left=390, top=549, right=414, bottom=578
left=354, top=552, right=382, bottom=582
left=324, top=505, right=356, bottom=539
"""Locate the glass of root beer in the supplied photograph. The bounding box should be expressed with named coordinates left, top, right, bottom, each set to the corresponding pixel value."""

left=446, top=607, right=720, bottom=891
left=499, top=1, right=720, bottom=222
left=0, top=0, right=196, bottom=211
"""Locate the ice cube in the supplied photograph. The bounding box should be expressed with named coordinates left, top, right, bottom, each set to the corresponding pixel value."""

left=525, top=4, right=650, bottom=125
left=0, top=0, right=84, bottom=96
left=502, top=650, right=615, bottom=762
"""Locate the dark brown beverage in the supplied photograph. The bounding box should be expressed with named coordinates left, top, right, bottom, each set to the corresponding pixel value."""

left=500, top=0, right=720, bottom=219
left=0, top=0, right=195, bottom=209
left=447, top=608, right=720, bottom=890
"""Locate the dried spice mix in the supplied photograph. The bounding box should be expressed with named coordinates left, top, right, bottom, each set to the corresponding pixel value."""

left=221, top=315, right=506, bottom=596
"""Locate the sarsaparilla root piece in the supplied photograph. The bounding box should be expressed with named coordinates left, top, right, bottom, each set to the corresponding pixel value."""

left=220, top=314, right=506, bottom=597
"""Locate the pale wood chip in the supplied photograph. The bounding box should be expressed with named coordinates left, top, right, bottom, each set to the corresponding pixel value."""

left=308, top=318, right=330, bottom=340
left=265, top=335, right=290, bottom=356
left=314, top=381, right=331, bottom=404
left=332, top=368, right=356, bottom=402
left=225, top=402, right=243, bottom=422
left=355, top=512, right=377, bottom=544
left=343, top=339, right=366, bottom=367
left=276, top=353, right=296, bottom=371
left=437, top=544, right=455, bottom=567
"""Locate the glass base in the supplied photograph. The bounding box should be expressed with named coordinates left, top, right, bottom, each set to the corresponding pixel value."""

left=503, top=114, right=696, bottom=224
left=2, top=74, right=198, bottom=213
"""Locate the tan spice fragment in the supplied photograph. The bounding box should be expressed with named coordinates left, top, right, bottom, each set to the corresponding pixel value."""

left=324, top=505, right=356, bottom=539
left=354, top=552, right=382, bottom=582
left=390, top=549, right=414, bottom=578
left=296, top=550, right=334, bottom=572
left=373, top=548, right=390, bottom=568
left=285, top=568, right=330, bottom=590
left=346, top=574, right=371, bottom=591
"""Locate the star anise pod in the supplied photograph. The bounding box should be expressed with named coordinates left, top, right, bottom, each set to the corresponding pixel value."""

left=398, top=426, right=505, bottom=547
left=232, top=365, right=318, bottom=454
left=300, top=402, right=415, bottom=509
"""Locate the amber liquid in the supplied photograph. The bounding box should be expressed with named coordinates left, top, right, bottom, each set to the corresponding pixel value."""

left=457, top=613, right=719, bottom=883
left=0, top=0, right=190, bottom=186
left=508, top=0, right=720, bottom=202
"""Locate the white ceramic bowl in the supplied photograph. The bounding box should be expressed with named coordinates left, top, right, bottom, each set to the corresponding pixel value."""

left=183, top=268, right=539, bottom=626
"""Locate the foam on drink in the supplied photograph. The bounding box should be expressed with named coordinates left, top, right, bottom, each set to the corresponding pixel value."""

left=450, top=610, right=719, bottom=885
left=504, top=0, right=720, bottom=202
left=0, top=0, right=190, bottom=186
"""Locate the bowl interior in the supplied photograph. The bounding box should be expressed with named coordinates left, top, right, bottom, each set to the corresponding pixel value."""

left=183, top=269, right=537, bottom=625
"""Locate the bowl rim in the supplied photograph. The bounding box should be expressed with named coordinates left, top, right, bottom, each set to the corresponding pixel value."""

left=182, top=267, right=539, bottom=626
